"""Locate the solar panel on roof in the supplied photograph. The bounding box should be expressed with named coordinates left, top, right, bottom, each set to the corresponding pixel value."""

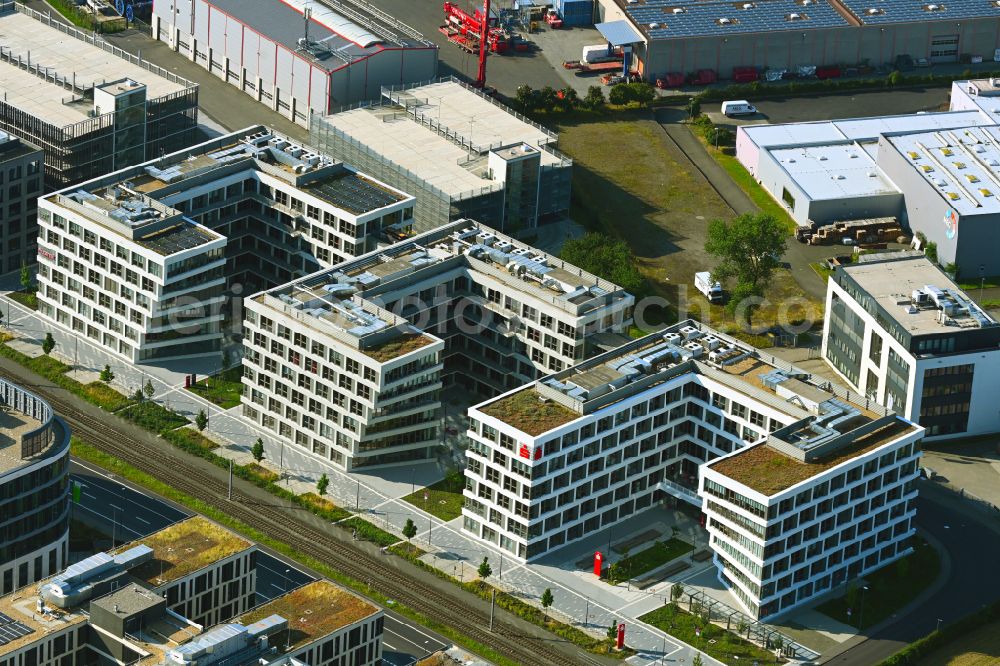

left=839, top=0, right=1000, bottom=23
left=0, top=612, right=13, bottom=624
left=626, top=0, right=855, bottom=38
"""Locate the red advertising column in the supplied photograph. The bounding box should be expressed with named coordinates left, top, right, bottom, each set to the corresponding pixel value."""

left=616, top=623, right=625, bottom=650
left=593, top=551, right=604, bottom=577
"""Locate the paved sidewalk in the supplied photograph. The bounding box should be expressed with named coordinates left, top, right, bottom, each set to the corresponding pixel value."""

left=0, top=291, right=737, bottom=665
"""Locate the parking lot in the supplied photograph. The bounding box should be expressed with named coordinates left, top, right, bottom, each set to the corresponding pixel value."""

left=701, top=86, right=952, bottom=128
left=370, top=0, right=604, bottom=95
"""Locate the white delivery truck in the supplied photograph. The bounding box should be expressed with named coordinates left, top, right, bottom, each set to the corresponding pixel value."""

left=720, top=100, right=757, bottom=116
left=694, top=272, right=723, bottom=303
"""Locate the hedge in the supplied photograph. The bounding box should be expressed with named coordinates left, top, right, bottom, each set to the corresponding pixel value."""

left=877, top=597, right=1000, bottom=665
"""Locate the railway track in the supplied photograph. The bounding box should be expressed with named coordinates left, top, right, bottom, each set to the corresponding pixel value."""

left=2, top=366, right=603, bottom=666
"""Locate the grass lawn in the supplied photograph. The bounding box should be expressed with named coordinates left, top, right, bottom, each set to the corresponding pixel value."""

left=187, top=365, right=243, bottom=409
left=641, top=603, right=781, bottom=664
left=609, top=538, right=693, bottom=583
left=82, top=382, right=132, bottom=411
left=6, top=291, right=37, bottom=310
left=119, top=400, right=189, bottom=434
left=957, top=276, right=1000, bottom=290
left=244, top=463, right=279, bottom=483
left=817, top=537, right=940, bottom=630
left=917, top=618, right=1000, bottom=665
left=707, top=143, right=797, bottom=234
left=164, top=428, right=219, bottom=452
left=402, top=471, right=466, bottom=521
left=810, top=262, right=835, bottom=281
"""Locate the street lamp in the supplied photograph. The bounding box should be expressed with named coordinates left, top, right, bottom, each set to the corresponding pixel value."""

left=858, top=585, right=870, bottom=630
left=715, top=127, right=722, bottom=150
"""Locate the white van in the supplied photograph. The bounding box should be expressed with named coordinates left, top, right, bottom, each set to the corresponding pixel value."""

left=721, top=100, right=757, bottom=116
left=694, top=272, right=723, bottom=303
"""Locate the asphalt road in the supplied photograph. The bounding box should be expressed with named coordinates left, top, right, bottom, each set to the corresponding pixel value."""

left=820, top=481, right=1000, bottom=664
left=68, top=459, right=448, bottom=665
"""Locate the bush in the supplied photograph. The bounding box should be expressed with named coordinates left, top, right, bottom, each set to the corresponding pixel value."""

left=120, top=401, right=189, bottom=434
left=627, top=81, right=656, bottom=105
left=561, top=233, right=646, bottom=296
left=608, top=83, right=631, bottom=105
left=583, top=85, right=605, bottom=110
left=341, top=517, right=398, bottom=548
left=878, top=598, right=1000, bottom=665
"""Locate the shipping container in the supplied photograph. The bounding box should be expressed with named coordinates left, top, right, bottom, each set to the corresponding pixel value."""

left=554, top=0, right=592, bottom=26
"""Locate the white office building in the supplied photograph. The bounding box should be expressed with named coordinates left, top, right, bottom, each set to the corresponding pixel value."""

left=822, top=251, right=1000, bottom=439
left=241, top=220, right=634, bottom=470
left=464, top=320, right=922, bottom=619
left=34, top=126, right=416, bottom=363
left=703, top=407, right=921, bottom=619
left=35, top=181, right=227, bottom=363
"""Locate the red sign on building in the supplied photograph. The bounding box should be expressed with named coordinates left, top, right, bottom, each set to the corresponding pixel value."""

left=616, top=623, right=625, bottom=649
left=519, top=443, right=530, bottom=459
left=593, top=551, right=603, bottom=577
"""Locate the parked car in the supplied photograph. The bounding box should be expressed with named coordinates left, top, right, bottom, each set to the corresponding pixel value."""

left=915, top=57, right=930, bottom=67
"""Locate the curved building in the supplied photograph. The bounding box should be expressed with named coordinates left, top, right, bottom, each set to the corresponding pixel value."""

left=0, top=378, right=71, bottom=595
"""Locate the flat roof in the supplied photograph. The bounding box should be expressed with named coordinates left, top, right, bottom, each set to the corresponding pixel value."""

left=840, top=253, right=997, bottom=335
left=628, top=0, right=850, bottom=39
left=0, top=408, right=42, bottom=474
left=883, top=124, right=1000, bottom=215
left=0, top=585, right=87, bottom=655
left=769, top=144, right=898, bottom=200
left=0, top=11, right=188, bottom=129
left=595, top=20, right=644, bottom=45
left=239, top=581, right=377, bottom=650
left=0, top=133, right=40, bottom=163
left=741, top=110, right=992, bottom=150
left=473, top=320, right=893, bottom=437
left=123, top=516, right=251, bottom=586
left=91, top=584, right=164, bottom=616
left=838, top=0, right=1000, bottom=24
left=301, top=171, right=407, bottom=215
left=709, top=419, right=918, bottom=496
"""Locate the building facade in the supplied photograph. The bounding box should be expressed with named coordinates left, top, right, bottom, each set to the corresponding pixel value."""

left=822, top=252, right=1000, bottom=439
left=0, top=133, right=43, bottom=277
left=0, top=378, right=71, bottom=596
left=463, top=320, right=922, bottom=619
left=310, top=79, right=573, bottom=233
left=0, top=4, right=198, bottom=190
left=33, top=127, right=415, bottom=364
left=241, top=220, right=634, bottom=470
left=151, top=0, right=437, bottom=126
left=703, top=414, right=921, bottom=619
left=595, top=0, right=1000, bottom=82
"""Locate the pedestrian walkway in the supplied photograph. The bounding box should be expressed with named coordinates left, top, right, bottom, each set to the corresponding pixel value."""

left=2, top=290, right=829, bottom=664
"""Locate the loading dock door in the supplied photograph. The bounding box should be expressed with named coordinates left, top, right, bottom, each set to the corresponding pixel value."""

left=930, top=34, right=959, bottom=63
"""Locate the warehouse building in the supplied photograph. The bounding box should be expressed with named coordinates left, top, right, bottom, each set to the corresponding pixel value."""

left=0, top=4, right=199, bottom=190
left=311, top=78, right=573, bottom=233
left=736, top=82, right=1000, bottom=276
left=0, top=133, right=43, bottom=276
left=465, top=319, right=922, bottom=620
left=151, top=0, right=437, bottom=126
left=241, top=220, right=633, bottom=470
left=595, top=0, right=1000, bottom=81
left=822, top=251, right=1000, bottom=439
left=0, top=378, right=70, bottom=596
left=35, top=126, right=414, bottom=363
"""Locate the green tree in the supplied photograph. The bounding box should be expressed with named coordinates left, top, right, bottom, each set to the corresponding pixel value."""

left=195, top=409, right=209, bottom=432
left=19, top=262, right=31, bottom=293
left=99, top=364, right=115, bottom=383
left=692, top=653, right=703, bottom=666
left=608, top=83, right=631, bottom=105
left=671, top=581, right=684, bottom=605
left=887, top=70, right=903, bottom=86
left=704, top=213, right=787, bottom=327
left=627, top=81, right=656, bottom=105
left=737, top=617, right=749, bottom=636
left=251, top=437, right=265, bottom=463
left=556, top=87, right=578, bottom=111
left=515, top=85, right=536, bottom=111
left=943, top=262, right=959, bottom=277
left=132, top=388, right=145, bottom=403
left=316, top=473, right=329, bottom=496
left=583, top=85, right=605, bottom=110
left=477, top=556, right=493, bottom=580
left=540, top=588, right=554, bottom=621
left=688, top=97, right=701, bottom=117
left=41, top=332, right=55, bottom=355
left=561, top=233, right=645, bottom=296
left=772, top=634, right=785, bottom=656
left=537, top=86, right=558, bottom=112
left=607, top=619, right=618, bottom=640
left=402, top=518, right=417, bottom=542
left=143, top=378, right=155, bottom=401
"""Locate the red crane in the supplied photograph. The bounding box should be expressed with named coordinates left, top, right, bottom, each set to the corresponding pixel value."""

left=441, top=1, right=507, bottom=87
